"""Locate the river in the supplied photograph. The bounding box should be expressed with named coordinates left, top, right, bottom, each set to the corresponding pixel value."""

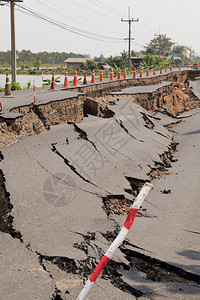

left=0, top=74, right=90, bottom=88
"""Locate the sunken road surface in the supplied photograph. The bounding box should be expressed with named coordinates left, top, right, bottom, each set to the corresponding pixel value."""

left=0, top=78, right=200, bottom=299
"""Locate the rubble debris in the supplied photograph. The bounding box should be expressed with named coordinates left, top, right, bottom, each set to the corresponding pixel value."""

left=102, top=195, right=132, bottom=216
left=141, top=112, right=155, bottom=130
left=164, top=120, right=182, bottom=131
left=148, top=142, right=178, bottom=180
left=102, top=178, right=147, bottom=216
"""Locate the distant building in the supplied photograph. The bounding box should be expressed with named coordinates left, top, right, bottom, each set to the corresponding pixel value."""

left=167, top=55, right=182, bottom=60
left=131, top=55, right=145, bottom=68
left=63, top=58, right=93, bottom=68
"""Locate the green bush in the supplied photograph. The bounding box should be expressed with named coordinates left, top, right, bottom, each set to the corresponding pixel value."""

left=28, top=69, right=36, bottom=75
left=43, top=76, right=61, bottom=86
left=11, top=82, right=22, bottom=90
left=24, top=80, right=31, bottom=89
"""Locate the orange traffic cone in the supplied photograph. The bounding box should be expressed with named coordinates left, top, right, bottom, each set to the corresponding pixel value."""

left=118, top=68, right=121, bottom=80
left=153, top=68, right=156, bottom=75
left=133, top=69, right=137, bottom=78
left=110, top=69, right=114, bottom=81
left=64, top=71, right=69, bottom=88
left=124, top=69, right=127, bottom=79
left=146, top=67, right=149, bottom=77
left=100, top=70, right=104, bottom=82
left=50, top=74, right=57, bottom=90
left=91, top=70, right=96, bottom=84
left=165, top=66, right=167, bottom=72
left=3, top=73, right=14, bottom=98
left=73, top=71, right=78, bottom=86
left=0, top=101, right=2, bottom=111
left=83, top=72, right=87, bottom=85
left=160, top=68, right=163, bottom=74
left=140, top=68, right=143, bottom=78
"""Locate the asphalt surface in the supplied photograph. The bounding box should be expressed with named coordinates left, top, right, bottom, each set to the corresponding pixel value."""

left=110, top=81, right=172, bottom=95
left=0, top=76, right=200, bottom=299
left=121, top=107, right=200, bottom=299
left=0, top=87, right=82, bottom=119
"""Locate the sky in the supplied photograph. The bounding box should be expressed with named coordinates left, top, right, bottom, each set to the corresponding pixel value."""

left=0, top=0, right=200, bottom=58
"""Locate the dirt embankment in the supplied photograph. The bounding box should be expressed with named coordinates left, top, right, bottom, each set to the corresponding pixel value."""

left=0, top=95, right=84, bottom=147
left=85, top=82, right=199, bottom=118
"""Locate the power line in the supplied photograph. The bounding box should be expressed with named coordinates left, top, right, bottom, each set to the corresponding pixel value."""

left=140, top=21, right=156, bottom=33
left=15, top=3, right=124, bottom=42
left=93, top=0, right=126, bottom=17
left=34, top=0, right=120, bottom=35
left=87, top=0, right=122, bottom=17
left=47, top=0, right=120, bottom=33
left=68, top=0, right=117, bottom=18
left=17, top=3, right=123, bottom=40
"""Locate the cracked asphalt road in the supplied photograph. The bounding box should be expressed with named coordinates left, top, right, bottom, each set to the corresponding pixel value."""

left=0, top=94, right=200, bottom=299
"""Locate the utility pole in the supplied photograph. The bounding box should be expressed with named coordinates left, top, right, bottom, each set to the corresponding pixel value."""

left=155, top=27, right=162, bottom=67
left=1, top=0, right=23, bottom=83
left=121, top=7, right=139, bottom=71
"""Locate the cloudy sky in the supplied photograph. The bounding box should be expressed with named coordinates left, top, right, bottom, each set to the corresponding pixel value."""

left=0, top=0, right=199, bottom=57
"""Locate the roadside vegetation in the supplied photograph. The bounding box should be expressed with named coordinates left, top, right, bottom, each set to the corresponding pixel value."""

left=0, top=35, right=199, bottom=91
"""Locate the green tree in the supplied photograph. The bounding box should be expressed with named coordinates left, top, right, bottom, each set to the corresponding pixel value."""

left=143, top=53, right=159, bottom=68
left=33, top=55, right=41, bottom=70
left=145, top=35, right=172, bottom=57
left=173, top=45, right=188, bottom=57
left=106, top=51, right=129, bottom=70
left=84, top=59, right=98, bottom=71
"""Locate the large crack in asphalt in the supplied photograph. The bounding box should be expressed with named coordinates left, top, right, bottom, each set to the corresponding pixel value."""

left=39, top=231, right=146, bottom=299
left=24, top=149, right=101, bottom=197
left=0, top=151, right=23, bottom=241
left=147, top=141, right=178, bottom=180
left=38, top=226, right=200, bottom=299
left=121, top=248, right=200, bottom=285
left=51, top=144, right=98, bottom=187
left=115, top=118, right=144, bottom=143
left=1, top=88, right=199, bottom=298
left=140, top=112, right=155, bottom=130
left=73, top=123, right=100, bottom=152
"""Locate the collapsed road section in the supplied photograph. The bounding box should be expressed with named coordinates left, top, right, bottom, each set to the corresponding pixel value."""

left=0, top=69, right=200, bottom=147
left=0, top=70, right=200, bottom=299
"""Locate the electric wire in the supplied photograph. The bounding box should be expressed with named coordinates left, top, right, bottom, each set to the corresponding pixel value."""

left=15, top=3, right=124, bottom=43
left=86, top=0, right=122, bottom=17
left=17, top=3, right=123, bottom=40
left=35, top=0, right=121, bottom=35
left=93, top=0, right=127, bottom=17
left=68, top=0, right=118, bottom=18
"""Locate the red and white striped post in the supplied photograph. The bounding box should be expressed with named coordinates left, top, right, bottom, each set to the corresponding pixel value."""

left=0, top=101, right=2, bottom=111
left=42, top=72, right=44, bottom=92
left=33, top=80, right=36, bottom=103
left=77, top=182, right=153, bottom=300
